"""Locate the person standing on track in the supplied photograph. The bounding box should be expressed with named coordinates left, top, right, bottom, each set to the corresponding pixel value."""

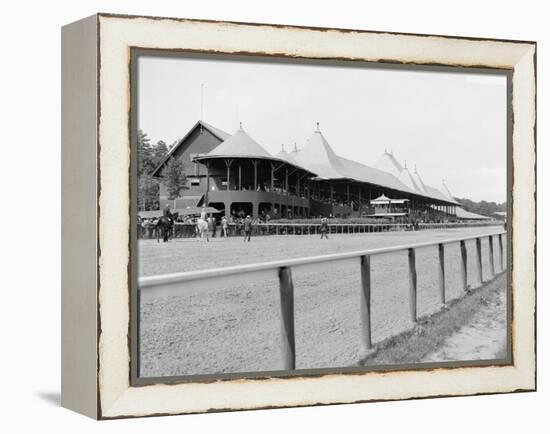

left=221, top=216, right=228, bottom=238
left=243, top=215, right=252, bottom=242
left=320, top=216, right=329, bottom=239
left=207, top=216, right=214, bottom=237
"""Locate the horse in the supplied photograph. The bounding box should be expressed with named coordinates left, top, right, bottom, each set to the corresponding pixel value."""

left=196, top=218, right=209, bottom=242
left=155, top=212, right=178, bottom=243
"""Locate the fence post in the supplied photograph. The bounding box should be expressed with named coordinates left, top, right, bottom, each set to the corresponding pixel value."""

left=489, top=235, right=495, bottom=277
left=499, top=233, right=504, bottom=271
left=278, top=266, right=296, bottom=370
left=360, top=255, right=372, bottom=350
left=460, top=240, right=468, bottom=291
left=438, top=243, right=446, bottom=305
left=408, top=248, right=417, bottom=323
left=476, top=237, right=483, bottom=284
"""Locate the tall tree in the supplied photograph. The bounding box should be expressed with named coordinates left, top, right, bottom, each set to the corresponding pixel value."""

left=162, top=157, right=188, bottom=200
left=152, top=140, right=169, bottom=167
left=137, top=174, right=160, bottom=211
left=137, top=129, right=156, bottom=176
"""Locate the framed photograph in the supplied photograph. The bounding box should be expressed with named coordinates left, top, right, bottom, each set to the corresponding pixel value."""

left=61, top=13, right=536, bottom=419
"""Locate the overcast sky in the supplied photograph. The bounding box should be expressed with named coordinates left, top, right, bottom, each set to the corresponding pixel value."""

left=138, top=54, right=507, bottom=203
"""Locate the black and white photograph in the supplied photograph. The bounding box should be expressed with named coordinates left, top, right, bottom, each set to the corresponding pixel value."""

left=134, top=53, right=509, bottom=380
left=2, top=0, right=546, bottom=427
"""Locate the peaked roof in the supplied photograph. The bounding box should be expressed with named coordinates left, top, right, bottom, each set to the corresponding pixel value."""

left=202, top=127, right=273, bottom=159
left=454, top=207, right=491, bottom=220
left=152, top=120, right=231, bottom=176
left=337, top=156, right=415, bottom=193
left=441, top=180, right=456, bottom=201
left=293, top=129, right=347, bottom=179
left=398, top=167, right=422, bottom=192
left=195, top=128, right=317, bottom=176
left=373, top=151, right=404, bottom=178
left=371, top=194, right=394, bottom=204
left=276, top=147, right=312, bottom=173
left=372, top=151, right=458, bottom=204
left=412, top=167, right=427, bottom=193
left=200, top=121, right=232, bottom=142
left=429, top=204, right=489, bottom=219
left=423, top=184, right=460, bottom=204
left=276, top=147, right=300, bottom=165
left=293, top=128, right=417, bottom=195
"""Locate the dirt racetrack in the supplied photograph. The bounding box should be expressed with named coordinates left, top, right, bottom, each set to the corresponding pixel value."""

left=138, top=226, right=507, bottom=377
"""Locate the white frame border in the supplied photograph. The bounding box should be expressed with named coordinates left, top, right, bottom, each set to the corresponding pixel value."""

left=96, top=14, right=536, bottom=418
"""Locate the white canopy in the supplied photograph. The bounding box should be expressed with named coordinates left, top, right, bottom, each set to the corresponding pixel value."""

left=370, top=194, right=409, bottom=205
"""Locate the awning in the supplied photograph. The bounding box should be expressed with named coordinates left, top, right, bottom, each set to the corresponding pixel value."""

left=173, top=196, right=202, bottom=209
left=176, top=206, right=222, bottom=216
left=138, top=206, right=222, bottom=219
left=370, top=194, right=409, bottom=205
left=138, top=210, right=163, bottom=219
left=368, top=212, right=408, bottom=217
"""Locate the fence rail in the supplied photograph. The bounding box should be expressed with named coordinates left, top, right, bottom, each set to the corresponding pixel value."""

left=139, top=230, right=507, bottom=370
left=138, top=220, right=502, bottom=239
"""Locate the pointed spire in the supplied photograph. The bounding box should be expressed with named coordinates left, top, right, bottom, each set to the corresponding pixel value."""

left=239, top=121, right=243, bottom=130
left=294, top=142, right=298, bottom=152
left=281, top=143, right=285, bottom=151
left=316, top=121, right=320, bottom=132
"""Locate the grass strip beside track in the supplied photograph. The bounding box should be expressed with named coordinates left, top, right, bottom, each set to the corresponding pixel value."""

left=359, top=273, right=507, bottom=366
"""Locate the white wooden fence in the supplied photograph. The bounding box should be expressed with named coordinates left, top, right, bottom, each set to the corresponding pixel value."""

left=139, top=231, right=507, bottom=370
left=139, top=220, right=502, bottom=239
left=255, top=221, right=500, bottom=235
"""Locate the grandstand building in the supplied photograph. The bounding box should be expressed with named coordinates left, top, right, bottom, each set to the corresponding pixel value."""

left=152, top=120, right=478, bottom=221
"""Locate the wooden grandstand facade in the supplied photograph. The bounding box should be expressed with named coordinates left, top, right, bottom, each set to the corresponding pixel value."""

left=152, top=121, right=479, bottom=221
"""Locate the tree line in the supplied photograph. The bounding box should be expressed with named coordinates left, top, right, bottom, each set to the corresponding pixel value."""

left=455, top=197, right=506, bottom=217
left=137, top=130, right=187, bottom=211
